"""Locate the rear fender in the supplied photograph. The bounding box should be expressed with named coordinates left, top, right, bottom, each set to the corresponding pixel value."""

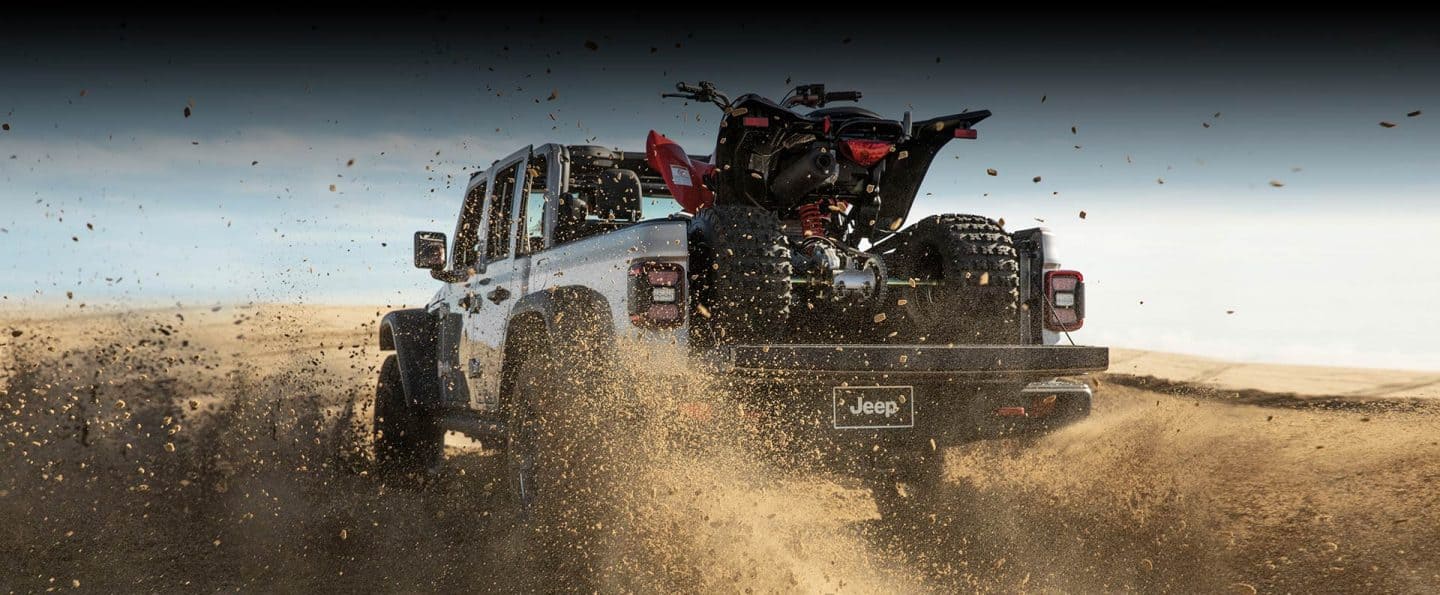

left=508, top=286, right=618, bottom=353
left=646, top=130, right=715, bottom=213
left=871, top=110, right=992, bottom=239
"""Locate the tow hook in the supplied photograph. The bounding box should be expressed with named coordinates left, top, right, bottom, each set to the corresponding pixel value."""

left=996, top=395, right=1060, bottom=419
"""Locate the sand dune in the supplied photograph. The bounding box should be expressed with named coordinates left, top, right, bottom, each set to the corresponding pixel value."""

left=1110, top=347, right=1440, bottom=401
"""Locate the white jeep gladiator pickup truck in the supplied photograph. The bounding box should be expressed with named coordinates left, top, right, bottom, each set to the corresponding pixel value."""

left=375, top=141, right=1107, bottom=520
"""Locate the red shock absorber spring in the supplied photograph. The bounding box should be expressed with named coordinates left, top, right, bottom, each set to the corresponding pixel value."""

left=798, top=199, right=849, bottom=238
left=798, top=201, right=827, bottom=238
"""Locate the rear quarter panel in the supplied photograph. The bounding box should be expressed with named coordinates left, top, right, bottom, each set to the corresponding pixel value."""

left=525, top=219, right=691, bottom=358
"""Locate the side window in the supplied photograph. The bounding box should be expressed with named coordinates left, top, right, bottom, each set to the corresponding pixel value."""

left=485, top=162, right=520, bottom=262
left=518, top=154, right=549, bottom=255
left=452, top=180, right=486, bottom=272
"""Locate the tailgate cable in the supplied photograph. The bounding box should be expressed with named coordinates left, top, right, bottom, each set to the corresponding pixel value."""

left=1040, top=292, right=1077, bottom=346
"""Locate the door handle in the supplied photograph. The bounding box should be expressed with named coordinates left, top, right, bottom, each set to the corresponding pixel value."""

left=487, top=286, right=511, bottom=304
left=458, top=293, right=482, bottom=313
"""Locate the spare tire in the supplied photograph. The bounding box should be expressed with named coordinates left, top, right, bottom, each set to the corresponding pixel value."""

left=893, top=214, right=1020, bottom=344
left=689, top=205, right=793, bottom=344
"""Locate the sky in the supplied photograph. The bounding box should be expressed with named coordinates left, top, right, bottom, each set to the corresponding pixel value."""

left=1, top=14, right=1437, bottom=370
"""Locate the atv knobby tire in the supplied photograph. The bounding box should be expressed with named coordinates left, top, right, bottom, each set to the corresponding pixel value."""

left=894, top=214, right=1020, bottom=344
left=374, top=354, right=442, bottom=480
left=689, top=205, right=793, bottom=344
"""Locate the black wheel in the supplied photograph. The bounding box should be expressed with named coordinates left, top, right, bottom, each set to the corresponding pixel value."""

left=689, top=205, right=793, bottom=345
left=504, top=351, right=551, bottom=519
left=500, top=322, right=627, bottom=583
left=373, top=355, right=443, bottom=479
left=504, top=351, right=617, bottom=520
left=893, top=214, right=1020, bottom=344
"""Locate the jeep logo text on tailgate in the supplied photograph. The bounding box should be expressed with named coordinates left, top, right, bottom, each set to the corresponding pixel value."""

left=833, top=385, right=915, bottom=429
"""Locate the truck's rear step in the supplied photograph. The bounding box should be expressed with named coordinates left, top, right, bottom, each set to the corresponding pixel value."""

left=716, top=344, right=1109, bottom=380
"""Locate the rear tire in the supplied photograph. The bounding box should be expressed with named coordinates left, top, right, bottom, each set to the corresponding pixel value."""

left=501, top=322, right=625, bottom=584
left=893, top=214, right=1020, bottom=344
left=689, top=205, right=793, bottom=345
left=373, top=355, right=443, bottom=480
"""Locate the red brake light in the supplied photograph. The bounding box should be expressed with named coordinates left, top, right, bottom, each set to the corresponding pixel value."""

left=1044, top=270, right=1085, bottom=332
left=742, top=116, right=769, bottom=128
left=953, top=128, right=978, bottom=139
left=646, top=268, right=681, bottom=287
left=839, top=139, right=892, bottom=167
left=628, top=262, right=686, bottom=328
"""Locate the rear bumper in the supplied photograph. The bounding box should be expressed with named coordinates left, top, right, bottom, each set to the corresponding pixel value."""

left=709, top=343, right=1108, bottom=382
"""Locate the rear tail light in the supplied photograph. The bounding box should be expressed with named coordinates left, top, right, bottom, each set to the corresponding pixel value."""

left=1044, top=270, right=1085, bottom=331
left=953, top=128, right=978, bottom=139
left=628, top=261, right=685, bottom=328
left=839, top=139, right=893, bottom=167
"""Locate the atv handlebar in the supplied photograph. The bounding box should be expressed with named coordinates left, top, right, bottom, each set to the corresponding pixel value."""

left=664, top=81, right=864, bottom=111
left=782, top=84, right=863, bottom=108
left=662, top=81, right=731, bottom=109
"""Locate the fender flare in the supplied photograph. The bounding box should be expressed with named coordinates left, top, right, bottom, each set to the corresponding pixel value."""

left=378, top=308, right=442, bottom=409
left=501, top=286, right=618, bottom=403
left=508, top=285, right=617, bottom=351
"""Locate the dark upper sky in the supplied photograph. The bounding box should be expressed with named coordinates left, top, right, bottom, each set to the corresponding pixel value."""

left=5, top=14, right=1437, bottom=136
left=1, top=13, right=1437, bottom=368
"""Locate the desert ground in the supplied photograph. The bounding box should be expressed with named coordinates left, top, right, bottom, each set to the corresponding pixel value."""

left=2, top=305, right=1438, bottom=593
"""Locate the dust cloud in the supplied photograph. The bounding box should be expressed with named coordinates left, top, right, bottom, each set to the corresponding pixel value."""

left=3, top=306, right=1438, bottom=592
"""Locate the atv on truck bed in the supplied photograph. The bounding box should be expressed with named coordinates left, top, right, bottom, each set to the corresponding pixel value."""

left=375, top=82, right=1107, bottom=520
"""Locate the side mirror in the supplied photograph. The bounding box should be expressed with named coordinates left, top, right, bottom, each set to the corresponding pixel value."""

left=414, top=231, right=447, bottom=270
